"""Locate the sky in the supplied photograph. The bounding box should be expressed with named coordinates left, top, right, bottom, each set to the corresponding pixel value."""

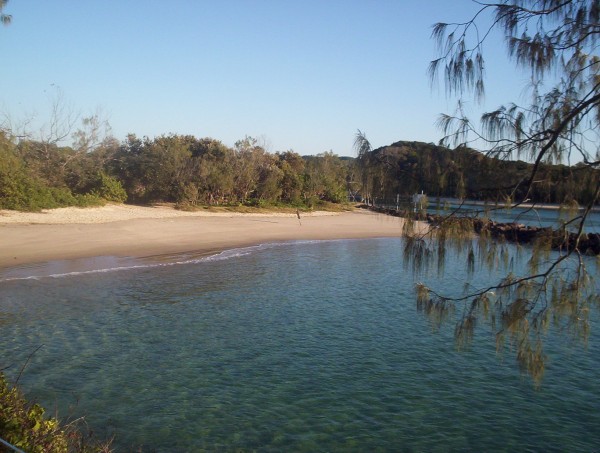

left=0, top=0, right=527, bottom=156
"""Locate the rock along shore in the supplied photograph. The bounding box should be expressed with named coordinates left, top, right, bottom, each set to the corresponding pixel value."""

left=359, top=204, right=600, bottom=256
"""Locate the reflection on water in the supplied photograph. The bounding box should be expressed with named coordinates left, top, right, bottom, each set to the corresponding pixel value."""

left=0, top=239, right=598, bottom=451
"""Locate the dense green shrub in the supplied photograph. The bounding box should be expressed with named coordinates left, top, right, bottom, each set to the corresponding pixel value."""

left=0, top=183, right=105, bottom=212
left=323, top=185, right=347, bottom=203
left=74, top=193, right=105, bottom=207
left=0, top=373, right=110, bottom=452
left=92, top=172, right=127, bottom=203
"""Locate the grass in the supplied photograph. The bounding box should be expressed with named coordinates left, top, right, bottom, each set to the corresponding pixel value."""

left=175, top=200, right=355, bottom=214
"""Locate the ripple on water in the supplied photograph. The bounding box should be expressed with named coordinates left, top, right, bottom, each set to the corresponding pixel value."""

left=0, top=238, right=599, bottom=451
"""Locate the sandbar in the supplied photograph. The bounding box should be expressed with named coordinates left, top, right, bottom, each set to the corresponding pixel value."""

left=0, top=204, right=408, bottom=270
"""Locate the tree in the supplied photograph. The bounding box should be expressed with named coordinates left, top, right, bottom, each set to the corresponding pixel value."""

left=353, top=130, right=374, bottom=205
left=197, top=139, right=235, bottom=205
left=430, top=0, right=599, bottom=178
left=302, top=152, right=348, bottom=204
left=255, top=153, right=283, bottom=204
left=277, top=151, right=305, bottom=204
left=232, top=136, right=263, bottom=203
left=113, top=134, right=193, bottom=203
left=412, top=0, right=600, bottom=385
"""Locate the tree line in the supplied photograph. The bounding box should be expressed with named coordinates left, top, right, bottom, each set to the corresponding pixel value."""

left=2, top=123, right=598, bottom=212
left=0, top=129, right=351, bottom=211
left=356, top=139, right=599, bottom=207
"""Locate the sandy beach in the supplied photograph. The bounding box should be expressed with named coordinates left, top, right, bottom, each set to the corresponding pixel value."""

left=0, top=204, right=408, bottom=270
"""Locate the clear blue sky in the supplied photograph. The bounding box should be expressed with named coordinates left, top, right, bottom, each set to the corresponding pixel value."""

left=0, top=1, right=524, bottom=156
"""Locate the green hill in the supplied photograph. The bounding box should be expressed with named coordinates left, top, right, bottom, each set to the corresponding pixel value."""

left=360, top=140, right=598, bottom=205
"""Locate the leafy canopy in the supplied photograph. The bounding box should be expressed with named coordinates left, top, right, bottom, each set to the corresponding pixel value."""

left=417, top=0, right=600, bottom=385
left=430, top=1, right=598, bottom=166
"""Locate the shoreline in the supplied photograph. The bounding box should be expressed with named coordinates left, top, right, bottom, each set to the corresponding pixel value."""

left=0, top=205, right=409, bottom=272
left=431, top=197, right=600, bottom=212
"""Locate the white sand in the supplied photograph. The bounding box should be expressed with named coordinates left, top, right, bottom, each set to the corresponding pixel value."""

left=0, top=204, right=410, bottom=268
left=0, top=203, right=335, bottom=224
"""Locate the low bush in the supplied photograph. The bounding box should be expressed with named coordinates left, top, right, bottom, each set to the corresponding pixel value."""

left=0, top=373, right=111, bottom=452
left=91, top=173, right=127, bottom=203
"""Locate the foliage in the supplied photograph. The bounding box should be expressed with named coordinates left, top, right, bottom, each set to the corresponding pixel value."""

left=303, top=152, right=349, bottom=204
left=0, top=125, right=353, bottom=212
left=0, top=372, right=110, bottom=452
left=353, top=131, right=374, bottom=205
left=87, top=133, right=351, bottom=207
left=408, top=0, right=600, bottom=386
left=0, top=0, right=11, bottom=26
left=355, top=1, right=599, bottom=386
left=91, top=172, right=127, bottom=203
left=429, top=0, right=599, bottom=174
left=354, top=139, right=599, bottom=204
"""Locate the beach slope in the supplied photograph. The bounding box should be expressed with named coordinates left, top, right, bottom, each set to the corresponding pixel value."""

left=0, top=205, right=407, bottom=269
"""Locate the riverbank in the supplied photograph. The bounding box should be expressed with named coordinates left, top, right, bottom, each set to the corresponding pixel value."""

left=0, top=204, right=409, bottom=269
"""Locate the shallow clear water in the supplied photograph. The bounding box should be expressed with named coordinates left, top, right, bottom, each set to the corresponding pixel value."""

left=0, top=239, right=599, bottom=452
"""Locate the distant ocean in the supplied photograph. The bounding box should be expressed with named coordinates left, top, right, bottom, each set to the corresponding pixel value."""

left=1, top=238, right=599, bottom=451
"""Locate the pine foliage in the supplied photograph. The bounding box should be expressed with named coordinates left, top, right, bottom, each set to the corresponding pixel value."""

left=402, top=0, right=600, bottom=385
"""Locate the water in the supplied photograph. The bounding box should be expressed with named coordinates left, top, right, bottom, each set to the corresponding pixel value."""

left=384, top=197, right=600, bottom=232
left=429, top=198, right=600, bottom=232
left=1, top=239, right=599, bottom=451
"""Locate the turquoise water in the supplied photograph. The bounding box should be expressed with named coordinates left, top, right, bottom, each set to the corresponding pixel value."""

left=1, top=238, right=599, bottom=451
